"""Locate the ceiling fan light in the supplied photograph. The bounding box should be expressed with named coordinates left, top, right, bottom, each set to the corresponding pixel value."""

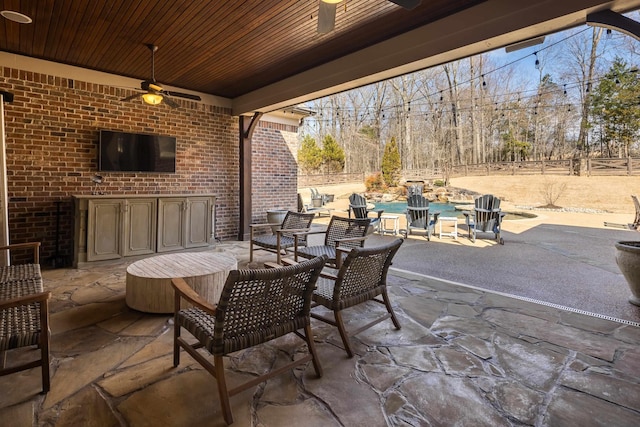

left=0, top=10, right=32, bottom=24
left=321, top=0, right=342, bottom=3
left=142, top=92, right=163, bottom=105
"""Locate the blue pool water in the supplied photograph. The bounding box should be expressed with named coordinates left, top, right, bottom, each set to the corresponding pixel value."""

left=372, top=201, right=461, bottom=216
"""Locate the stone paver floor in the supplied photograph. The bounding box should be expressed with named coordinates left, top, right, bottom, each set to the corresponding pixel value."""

left=1, top=241, right=639, bottom=426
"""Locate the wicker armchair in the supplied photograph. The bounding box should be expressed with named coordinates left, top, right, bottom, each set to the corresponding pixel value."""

left=249, top=210, right=316, bottom=264
left=0, top=242, right=51, bottom=394
left=294, top=216, right=371, bottom=268
left=310, top=238, right=404, bottom=358
left=171, top=255, right=327, bottom=425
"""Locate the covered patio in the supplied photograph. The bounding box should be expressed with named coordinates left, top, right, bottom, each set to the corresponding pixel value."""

left=1, top=1, right=640, bottom=425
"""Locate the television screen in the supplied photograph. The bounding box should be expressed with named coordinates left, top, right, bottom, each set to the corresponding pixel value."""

left=98, top=130, right=176, bottom=173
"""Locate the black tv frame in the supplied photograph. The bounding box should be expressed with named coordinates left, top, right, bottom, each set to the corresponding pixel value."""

left=98, top=130, right=177, bottom=173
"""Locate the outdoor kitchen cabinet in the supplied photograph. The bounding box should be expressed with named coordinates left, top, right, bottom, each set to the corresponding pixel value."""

left=156, top=196, right=213, bottom=252
left=73, top=194, right=216, bottom=267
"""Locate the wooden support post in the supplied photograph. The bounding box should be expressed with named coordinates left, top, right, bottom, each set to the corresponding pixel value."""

left=238, top=112, right=263, bottom=241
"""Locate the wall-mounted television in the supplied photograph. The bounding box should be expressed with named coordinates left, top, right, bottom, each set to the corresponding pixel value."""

left=98, top=130, right=177, bottom=173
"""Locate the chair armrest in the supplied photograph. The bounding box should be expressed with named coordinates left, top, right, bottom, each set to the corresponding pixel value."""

left=335, top=236, right=368, bottom=245
left=0, top=242, right=41, bottom=264
left=171, top=278, right=217, bottom=315
left=249, top=222, right=280, bottom=229
left=0, top=291, right=50, bottom=310
left=275, top=227, right=310, bottom=235
left=370, top=209, right=384, bottom=219
left=319, top=270, right=338, bottom=280
left=293, top=229, right=325, bottom=237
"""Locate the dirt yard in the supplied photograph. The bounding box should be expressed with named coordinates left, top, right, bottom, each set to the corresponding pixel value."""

left=449, top=175, right=640, bottom=214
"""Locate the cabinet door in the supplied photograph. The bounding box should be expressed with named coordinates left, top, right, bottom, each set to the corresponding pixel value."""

left=157, top=198, right=186, bottom=252
left=185, top=197, right=213, bottom=248
left=123, top=198, right=157, bottom=256
left=87, top=199, right=122, bottom=261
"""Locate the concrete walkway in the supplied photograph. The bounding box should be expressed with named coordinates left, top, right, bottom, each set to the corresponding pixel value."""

left=369, top=212, right=640, bottom=325
left=1, top=240, right=639, bottom=426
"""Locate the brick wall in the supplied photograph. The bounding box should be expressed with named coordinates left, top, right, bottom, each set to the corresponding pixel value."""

left=0, top=66, right=299, bottom=267
left=251, top=121, right=299, bottom=224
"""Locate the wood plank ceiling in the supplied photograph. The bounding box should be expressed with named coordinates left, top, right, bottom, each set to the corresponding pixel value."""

left=0, top=0, right=483, bottom=99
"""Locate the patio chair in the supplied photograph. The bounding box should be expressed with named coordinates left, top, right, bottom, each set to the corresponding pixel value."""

left=171, top=255, right=327, bottom=425
left=404, top=194, right=440, bottom=240
left=310, top=188, right=327, bottom=207
left=463, top=194, right=505, bottom=244
left=308, top=238, right=404, bottom=358
left=294, top=216, right=371, bottom=268
left=0, top=242, right=51, bottom=394
left=250, top=210, right=316, bottom=264
left=348, top=193, right=383, bottom=233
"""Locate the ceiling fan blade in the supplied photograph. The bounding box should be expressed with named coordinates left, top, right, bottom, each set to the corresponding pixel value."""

left=162, top=96, right=180, bottom=108
left=388, top=0, right=422, bottom=9
left=164, top=90, right=201, bottom=101
left=317, top=1, right=336, bottom=34
left=121, top=93, right=142, bottom=102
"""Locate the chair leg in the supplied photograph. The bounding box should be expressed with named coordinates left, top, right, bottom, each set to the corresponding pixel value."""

left=304, top=324, right=322, bottom=377
left=333, top=310, right=354, bottom=358
left=41, top=333, right=51, bottom=393
left=40, top=299, right=51, bottom=393
left=214, top=355, right=233, bottom=425
left=382, top=290, right=401, bottom=330
left=173, top=321, right=181, bottom=367
left=249, top=243, right=254, bottom=262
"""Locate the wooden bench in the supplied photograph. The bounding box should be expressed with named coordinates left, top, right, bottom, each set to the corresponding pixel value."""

left=0, top=242, right=51, bottom=393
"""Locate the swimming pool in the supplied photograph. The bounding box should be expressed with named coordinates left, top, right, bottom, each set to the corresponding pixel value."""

left=372, top=201, right=462, bottom=216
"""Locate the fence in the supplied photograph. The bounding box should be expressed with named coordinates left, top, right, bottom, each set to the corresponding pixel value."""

left=298, top=172, right=365, bottom=187
left=408, top=157, right=640, bottom=180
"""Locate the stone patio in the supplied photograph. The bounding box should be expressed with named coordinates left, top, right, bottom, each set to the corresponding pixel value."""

left=1, top=240, right=639, bottom=426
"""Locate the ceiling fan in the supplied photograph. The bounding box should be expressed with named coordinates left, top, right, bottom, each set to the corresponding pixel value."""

left=317, top=0, right=422, bottom=34
left=121, top=44, right=201, bottom=108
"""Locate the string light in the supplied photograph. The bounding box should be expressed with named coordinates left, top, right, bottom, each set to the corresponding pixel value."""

left=301, top=27, right=640, bottom=126
left=534, top=52, right=540, bottom=70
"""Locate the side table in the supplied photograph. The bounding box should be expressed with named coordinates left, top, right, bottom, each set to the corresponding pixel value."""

left=438, top=216, right=458, bottom=240
left=378, top=214, right=400, bottom=235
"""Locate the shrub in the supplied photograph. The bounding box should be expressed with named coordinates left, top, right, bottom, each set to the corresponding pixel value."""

left=540, top=178, right=567, bottom=208
left=365, top=172, right=386, bottom=192
left=321, top=135, right=345, bottom=173
left=298, top=135, right=323, bottom=173
left=434, top=179, right=446, bottom=187
left=381, top=137, right=401, bottom=187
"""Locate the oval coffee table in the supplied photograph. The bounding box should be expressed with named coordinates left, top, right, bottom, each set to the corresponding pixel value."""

left=125, top=251, right=237, bottom=313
